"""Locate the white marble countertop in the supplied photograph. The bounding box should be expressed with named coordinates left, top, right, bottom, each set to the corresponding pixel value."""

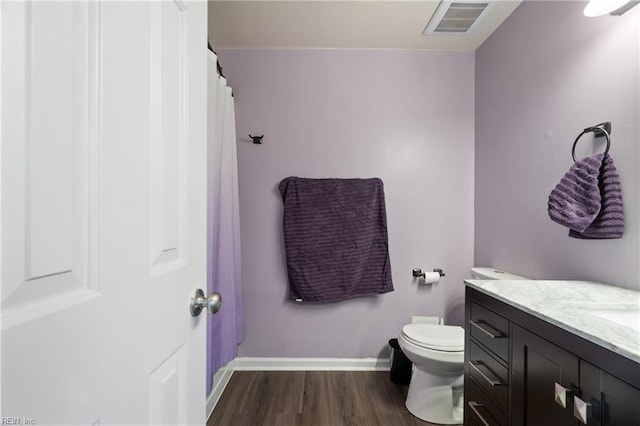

left=464, top=279, right=640, bottom=364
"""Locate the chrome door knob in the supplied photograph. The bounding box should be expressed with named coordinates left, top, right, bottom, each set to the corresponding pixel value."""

left=190, top=289, right=222, bottom=317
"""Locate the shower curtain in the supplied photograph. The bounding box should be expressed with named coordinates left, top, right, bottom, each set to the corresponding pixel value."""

left=206, top=50, right=244, bottom=396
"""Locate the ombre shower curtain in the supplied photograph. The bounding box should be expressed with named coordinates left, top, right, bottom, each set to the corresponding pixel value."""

left=206, top=51, right=244, bottom=395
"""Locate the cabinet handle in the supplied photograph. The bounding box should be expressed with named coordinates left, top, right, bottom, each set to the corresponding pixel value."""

left=574, top=396, right=599, bottom=424
left=470, top=320, right=505, bottom=338
left=470, top=361, right=502, bottom=386
left=554, top=382, right=573, bottom=409
left=468, top=401, right=494, bottom=426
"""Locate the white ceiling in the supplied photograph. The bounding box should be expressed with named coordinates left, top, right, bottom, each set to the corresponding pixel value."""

left=208, top=1, right=522, bottom=51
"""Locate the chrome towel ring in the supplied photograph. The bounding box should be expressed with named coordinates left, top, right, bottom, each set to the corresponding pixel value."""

left=572, top=122, right=611, bottom=162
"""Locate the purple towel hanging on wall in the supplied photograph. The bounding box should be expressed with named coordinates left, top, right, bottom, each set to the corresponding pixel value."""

left=279, top=176, right=394, bottom=302
left=548, top=153, right=624, bottom=239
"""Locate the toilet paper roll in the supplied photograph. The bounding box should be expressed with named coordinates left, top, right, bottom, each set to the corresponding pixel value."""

left=421, top=271, right=441, bottom=284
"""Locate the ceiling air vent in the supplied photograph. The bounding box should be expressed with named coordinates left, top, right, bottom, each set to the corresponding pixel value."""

left=424, top=1, right=491, bottom=35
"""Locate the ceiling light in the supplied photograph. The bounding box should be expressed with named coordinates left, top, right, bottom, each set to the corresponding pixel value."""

left=584, top=0, right=640, bottom=16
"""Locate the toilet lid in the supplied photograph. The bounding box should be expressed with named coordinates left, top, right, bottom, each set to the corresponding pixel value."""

left=401, top=324, right=464, bottom=351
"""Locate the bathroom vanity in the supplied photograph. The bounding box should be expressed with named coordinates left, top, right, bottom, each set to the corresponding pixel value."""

left=464, top=280, right=640, bottom=425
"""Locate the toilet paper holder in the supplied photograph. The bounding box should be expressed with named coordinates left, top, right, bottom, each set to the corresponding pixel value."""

left=412, top=268, right=445, bottom=279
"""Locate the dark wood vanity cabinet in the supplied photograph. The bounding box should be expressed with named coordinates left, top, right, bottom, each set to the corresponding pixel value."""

left=464, top=287, right=640, bottom=426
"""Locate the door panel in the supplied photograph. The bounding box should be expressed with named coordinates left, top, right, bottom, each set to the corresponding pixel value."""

left=149, top=344, right=188, bottom=425
left=512, top=325, right=580, bottom=426
left=2, top=1, right=100, bottom=327
left=600, top=368, right=640, bottom=425
left=580, top=360, right=640, bottom=425
left=149, top=0, right=189, bottom=273
left=1, top=1, right=208, bottom=424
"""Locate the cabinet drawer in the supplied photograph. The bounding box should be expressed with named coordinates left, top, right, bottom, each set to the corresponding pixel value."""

left=468, top=380, right=508, bottom=426
left=470, top=302, right=509, bottom=362
left=469, top=341, right=509, bottom=410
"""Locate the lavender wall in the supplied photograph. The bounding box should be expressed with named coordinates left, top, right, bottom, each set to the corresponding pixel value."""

left=475, top=2, right=640, bottom=289
left=217, top=49, right=475, bottom=357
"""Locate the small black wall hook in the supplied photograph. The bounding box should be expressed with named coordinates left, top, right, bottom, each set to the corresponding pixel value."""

left=249, top=134, right=264, bottom=144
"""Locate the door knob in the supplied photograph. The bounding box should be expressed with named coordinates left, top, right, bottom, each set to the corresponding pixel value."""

left=190, top=289, right=221, bottom=317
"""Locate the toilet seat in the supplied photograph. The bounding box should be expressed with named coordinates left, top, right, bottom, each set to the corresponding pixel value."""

left=401, top=324, right=464, bottom=352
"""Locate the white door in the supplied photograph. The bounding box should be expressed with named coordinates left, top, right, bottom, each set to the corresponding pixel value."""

left=1, top=1, right=209, bottom=424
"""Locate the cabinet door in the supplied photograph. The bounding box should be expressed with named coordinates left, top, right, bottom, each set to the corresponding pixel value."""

left=602, top=371, right=640, bottom=425
left=583, top=361, right=640, bottom=426
left=512, top=325, right=580, bottom=426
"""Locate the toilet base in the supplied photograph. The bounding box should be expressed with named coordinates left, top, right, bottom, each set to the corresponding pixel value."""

left=405, top=366, right=464, bottom=425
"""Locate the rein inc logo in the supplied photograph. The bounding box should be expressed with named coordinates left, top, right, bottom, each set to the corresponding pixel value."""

left=1, top=418, right=35, bottom=425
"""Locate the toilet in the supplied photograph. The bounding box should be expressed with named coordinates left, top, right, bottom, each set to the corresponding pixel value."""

left=398, top=323, right=465, bottom=424
left=398, top=267, right=528, bottom=424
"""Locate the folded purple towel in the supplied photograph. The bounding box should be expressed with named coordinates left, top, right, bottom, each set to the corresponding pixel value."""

left=548, top=154, right=623, bottom=239
left=279, top=177, right=394, bottom=302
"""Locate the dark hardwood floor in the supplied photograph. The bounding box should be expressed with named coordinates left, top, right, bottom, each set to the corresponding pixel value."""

left=207, top=371, right=436, bottom=426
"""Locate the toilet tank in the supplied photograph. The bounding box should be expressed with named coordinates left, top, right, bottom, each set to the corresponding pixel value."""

left=471, top=267, right=529, bottom=280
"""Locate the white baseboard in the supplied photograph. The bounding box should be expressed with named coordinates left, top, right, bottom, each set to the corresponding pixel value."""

left=206, top=359, right=236, bottom=420
left=234, top=357, right=391, bottom=371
